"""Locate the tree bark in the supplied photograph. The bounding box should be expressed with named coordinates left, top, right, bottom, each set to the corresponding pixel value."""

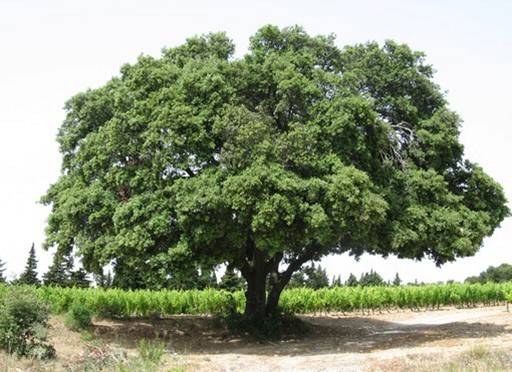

left=241, top=241, right=268, bottom=320
left=265, top=280, right=286, bottom=316
left=241, top=243, right=321, bottom=320
left=244, top=270, right=267, bottom=319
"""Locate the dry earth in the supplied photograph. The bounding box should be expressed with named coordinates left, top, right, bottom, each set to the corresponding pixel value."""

left=183, top=306, right=512, bottom=371
left=2, top=306, right=512, bottom=371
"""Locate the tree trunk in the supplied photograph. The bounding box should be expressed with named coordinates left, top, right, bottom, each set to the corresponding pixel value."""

left=244, top=270, right=267, bottom=319
left=241, top=243, right=319, bottom=320
left=244, top=269, right=290, bottom=319
left=265, top=281, right=286, bottom=316
left=241, top=243, right=268, bottom=320
left=243, top=260, right=293, bottom=319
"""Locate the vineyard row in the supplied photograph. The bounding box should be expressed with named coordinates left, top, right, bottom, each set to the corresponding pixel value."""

left=1, top=282, right=511, bottom=318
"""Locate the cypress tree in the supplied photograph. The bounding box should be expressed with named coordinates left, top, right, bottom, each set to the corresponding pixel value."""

left=302, top=263, right=330, bottom=289
left=69, top=268, right=90, bottom=288
left=94, top=269, right=114, bottom=288
left=288, top=270, right=306, bottom=288
left=0, top=258, right=6, bottom=284
left=331, top=275, right=343, bottom=287
left=18, top=243, right=40, bottom=285
left=43, top=253, right=73, bottom=286
left=197, top=266, right=217, bottom=289
left=393, top=272, right=402, bottom=286
left=219, top=267, right=245, bottom=291
left=359, top=270, right=385, bottom=287
left=289, top=264, right=330, bottom=289
left=345, top=273, right=359, bottom=287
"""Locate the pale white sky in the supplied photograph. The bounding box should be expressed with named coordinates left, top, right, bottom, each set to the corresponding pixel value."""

left=0, top=0, right=510, bottom=283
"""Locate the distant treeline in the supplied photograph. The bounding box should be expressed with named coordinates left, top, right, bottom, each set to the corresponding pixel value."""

left=1, top=244, right=511, bottom=290
left=464, top=264, right=512, bottom=284
left=0, top=243, right=245, bottom=291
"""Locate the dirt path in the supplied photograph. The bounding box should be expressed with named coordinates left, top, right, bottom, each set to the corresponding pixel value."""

left=4, top=306, right=511, bottom=371
left=393, top=306, right=506, bottom=325
left=182, top=306, right=512, bottom=371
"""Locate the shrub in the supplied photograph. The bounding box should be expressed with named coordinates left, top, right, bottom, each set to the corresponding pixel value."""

left=65, top=301, right=93, bottom=330
left=137, top=339, right=165, bottom=364
left=0, top=286, right=55, bottom=358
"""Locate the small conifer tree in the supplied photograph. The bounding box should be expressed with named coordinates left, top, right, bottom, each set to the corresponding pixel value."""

left=392, top=272, right=402, bottom=286
left=345, top=273, right=359, bottom=287
left=0, top=258, right=6, bottom=284
left=18, top=244, right=40, bottom=286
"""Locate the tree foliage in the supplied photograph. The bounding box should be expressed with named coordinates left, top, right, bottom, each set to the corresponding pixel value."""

left=43, top=254, right=73, bottom=287
left=219, top=267, right=245, bottom=291
left=465, top=263, right=512, bottom=284
left=0, top=258, right=6, bottom=284
left=43, top=253, right=91, bottom=288
left=69, top=268, right=91, bottom=288
left=393, top=272, right=402, bottom=286
left=288, top=271, right=306, bottom=288
left=359, top=270, right=385, bottom=286
left=94, top=271, right=113, bottom=288
left=303, top=263, right=330, bottom=289
left=345, top=273, right=359, bottom=287
left=42, top=25, right=509, bottom=318
left=0, top=287, right=55, bottom=359
left=331, top=275, right=343, bottom=287
left=289, top=263, right=329, bottom=289
left=17, top=244, right=40, bottom=286
left=198, top=267, right=218, bottom=289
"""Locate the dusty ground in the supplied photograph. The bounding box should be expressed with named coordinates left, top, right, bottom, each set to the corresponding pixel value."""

left=182, top=306, right=512, bottom=371
left=2, top=305, right=512, bottom=371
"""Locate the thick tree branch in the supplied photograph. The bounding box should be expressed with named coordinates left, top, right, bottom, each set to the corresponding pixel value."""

left=265, top=252, right=283, bottom=285
left=280, top=243, right=321, bottom=282
left=264, top=244, right=321, bottom=316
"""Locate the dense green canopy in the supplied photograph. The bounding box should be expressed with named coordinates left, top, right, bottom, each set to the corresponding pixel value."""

left=42, top=25, right=508, bottom=317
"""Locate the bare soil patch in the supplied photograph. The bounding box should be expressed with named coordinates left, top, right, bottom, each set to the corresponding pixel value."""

left=1, top=306, right=511, bottom=371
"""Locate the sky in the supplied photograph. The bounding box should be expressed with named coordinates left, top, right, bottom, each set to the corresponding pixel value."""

left=0, top=0, right=511, bottom=283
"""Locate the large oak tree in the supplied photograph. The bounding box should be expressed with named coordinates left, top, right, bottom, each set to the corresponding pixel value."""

left=42, top=26, right=508, bottom=319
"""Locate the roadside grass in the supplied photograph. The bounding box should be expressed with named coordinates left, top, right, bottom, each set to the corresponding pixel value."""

left=444, top=345, right=512, bottom=371
left=77, top=332, right=185, bottom=371
left=0, top=343, right=186, bottom=372
left=386, top=344, right=512, bottom=372
left=0, top=353, right=56, bottom=372
left=0, top=320, right=187, bottom=372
